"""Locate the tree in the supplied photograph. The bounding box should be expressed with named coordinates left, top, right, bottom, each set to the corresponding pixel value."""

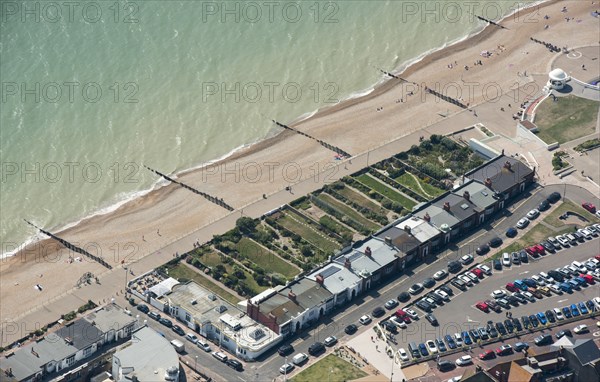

left=236, top=217, right=257, bottom=235
left=301, top=245, right=314, bottom=257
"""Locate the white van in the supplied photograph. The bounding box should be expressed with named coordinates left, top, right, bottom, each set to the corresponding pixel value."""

left=197, top=339, right=211, bottom=352
left=212, top=351, right=228, bottom=362
left=292, top=353, right=308, bottom=365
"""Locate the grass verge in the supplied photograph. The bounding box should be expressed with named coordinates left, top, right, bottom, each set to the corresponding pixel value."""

left=291, top=354, right=367, bottom=382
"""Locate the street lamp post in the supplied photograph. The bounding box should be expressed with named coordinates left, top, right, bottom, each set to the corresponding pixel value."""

left=124, top=266, right=128, bottom=299
left=284, top=356, right=288, bottom=382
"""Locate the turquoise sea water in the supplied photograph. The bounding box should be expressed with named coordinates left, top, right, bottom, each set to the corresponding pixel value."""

left=0, top=0, right=537, bottom=255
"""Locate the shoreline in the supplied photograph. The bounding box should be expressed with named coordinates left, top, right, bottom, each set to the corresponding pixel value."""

left=5, top=0, right=598, bottom=326
left=1, top=0, right=550, bottom=258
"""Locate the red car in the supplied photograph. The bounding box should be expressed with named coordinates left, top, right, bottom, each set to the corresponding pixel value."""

left=506, top=282, right=518, bottom=292
left=395, top=309, right=411, bottom=323
left=534, top=244, right=546, bottom=255
left=579, top=274, right=594, bottom=284
left=595, top=254, right=600, bottom=262
left=479, top=349, right=495, bottom=360
left=471, top=268, right=484, bottom=279
left=476, top=301, right=489, bottom=313
left=582, top=202, right=597, bottom=213
left=525, top=246, right=539, bottom=257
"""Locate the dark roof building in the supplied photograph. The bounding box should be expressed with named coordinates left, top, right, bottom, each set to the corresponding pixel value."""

left=465, top=154, right=535, bottom=197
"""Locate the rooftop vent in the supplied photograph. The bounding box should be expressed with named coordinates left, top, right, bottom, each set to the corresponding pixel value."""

left=460, top=203, right=469, bottom=210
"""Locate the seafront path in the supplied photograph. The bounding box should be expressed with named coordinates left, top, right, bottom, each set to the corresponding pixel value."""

left=1, top=67, right=596, bottom=348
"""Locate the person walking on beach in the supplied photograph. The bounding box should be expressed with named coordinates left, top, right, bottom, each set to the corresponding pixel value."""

left=157, top=229, right=161, bottom=236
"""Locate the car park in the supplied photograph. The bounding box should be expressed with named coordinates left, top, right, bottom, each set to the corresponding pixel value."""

left=384, top=299, right=399, bottom=310
left=433, top=270, right=448, bottom=280
left=359, top=315, right=372, bottom=325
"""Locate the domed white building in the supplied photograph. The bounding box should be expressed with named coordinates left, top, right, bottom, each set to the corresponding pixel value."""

left=547, top=68, right=570, bottom=90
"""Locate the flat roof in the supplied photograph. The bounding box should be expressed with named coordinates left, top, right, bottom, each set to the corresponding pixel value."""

left=83, top=303, right=136, bottom=333
left=113, top=326, right=179, bottom=382
left=307, top=263, right=361, bottom=295
left=160, top=281, right=235, bottom=324
left=55, top=319, right=104, bottom=350
left=396, top=216, right=441, bottom=242
left=220, top=312, right=282, bottom=352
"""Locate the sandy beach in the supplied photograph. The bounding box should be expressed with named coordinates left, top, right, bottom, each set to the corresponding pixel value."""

left=2, top=0, right=598, bottom=330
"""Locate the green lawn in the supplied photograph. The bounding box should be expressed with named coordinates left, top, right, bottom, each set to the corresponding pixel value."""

left=356, top=173, right=417, bottom=210
left=319, top=214, right=355, bottom=236
left=316, top=193, right=381, bottom=231
left=534, top=95, right=599, bottom=144
left=336, top=186, right=388, bottom=214
left=197, top=251, right=224, bottom=267
left=394, top=172, right=445, bottom=198
left=277, top=213, right=341, bottom=253
left=165, top=263, right=240, bottom=305
left=543, top=200, right=600, bottom=228
left=291, top=354, right=367, bottom=382
left=235, top=238, right=300, bottom=279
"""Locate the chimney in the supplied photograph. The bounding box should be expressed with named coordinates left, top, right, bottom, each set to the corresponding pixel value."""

left=316, top=274, right=324, bottom=285
left=423, top=213, right=431, bottom=222
left=365, top=247, right=372, bottom=257
left=443, top=201, right=451, bottom=211
left=504, top=161, right=512, bottom=170
left=288, top=290, right=297, bottom=303
left=403, top=225, right=411, bottom=234
left=484, top=178, right=492, bottom=188
left=384, top=236, right=392, bottom=245
left=463, top=191, right=470, bottom=201
left=344, top=257, right=351, bottom=269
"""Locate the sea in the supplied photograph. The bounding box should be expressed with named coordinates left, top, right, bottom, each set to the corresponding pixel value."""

left=0, top=0, right=540, bottom=257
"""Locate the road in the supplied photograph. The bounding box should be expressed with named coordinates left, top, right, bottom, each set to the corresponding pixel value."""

left=134, top=185, right=600, bottom=382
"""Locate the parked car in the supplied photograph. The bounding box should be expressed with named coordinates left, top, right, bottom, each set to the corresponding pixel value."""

left=526, top=209, right=540, bottom=219
left=433, top=270, right=448, bottom=280
left=511, top=252, right=521, bottom=265
left=172, top=325, right=185, bottom=336
left=479, top=349, right=495, bottom=360
left=359, top=315, right=372, bottom=325
left=426, top=314, right=439, bottom=326
left=159, top=318, right=173, bottom=328
left=437, top=360, right=454, bottom=372
left=506, top=227, right=518, bottom=238
left=226, top=359, right=243, bottom=371
left=516, top=218, right=529, bottom=229
left=574, top=324, right=588, bottom=334
left=344, top=324, right=358, bottom=335
left=519, top=250, right=529, bottom=263
left=476, top=244, right=490, bottom=255
left=423, top=277, right=436, bottom=288
left=451, top=278, right=467, bottom=291
left=496, top=344, right=513, bottom=356
left=535, top=334, right=553, bottom=346
left=460, top=254, right=474, bottom=265
left=399, top=348, right=409, bottom=362
left=493, top=259, right=502, bottom=270
left=538, top=199, right=550, bottom=211
left=279, top=363, right=295, bottom=374
left=547, top=192, right=561, bottom=203
left=514, top=342, right=529, bottom=352
left=439, top=285, right=454, bottom=296
left=372, top=307, right=385, bottom=318
left=582, top=202, right=596, bottom=213
left=556, top=329, right=572, bottom=339
left=136, top=304, right=150, bottom=313
left=409, top=283, right=424, bottom=294
left=448, top=260, right=462, bottom=273
left=397, top=292, right=411, bottom=302
left=489, top=237, right=503, bottom=248
left=148, top=311, right=161, bottom=320
left=479, top=264, right=492, bottom=275
left=455, top=355, right=473, bottom=366
left=426, top=340, right=438, bottom=354
left=308, top=342, right=325, bottom=356
left=502, top=253, right=511, bottom=267
left=384, top=299, right=399, bottom=310
left=278, top=344, right=294, bottom=356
